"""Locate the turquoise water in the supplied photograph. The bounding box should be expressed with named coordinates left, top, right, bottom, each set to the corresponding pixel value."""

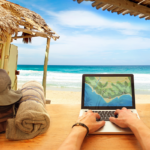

left=17, top=65, right=150, bottom=74
left=17, top=65, right=150, bottom=94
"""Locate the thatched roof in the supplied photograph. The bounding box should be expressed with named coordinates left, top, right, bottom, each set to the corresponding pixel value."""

left=0, top=0, right=59, bottom=42
left=74, top=0, right=150, bottom=20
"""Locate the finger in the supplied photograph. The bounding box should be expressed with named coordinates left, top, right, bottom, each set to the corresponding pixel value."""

left=127, top=109, right=132, bottom=112
left=83, top=111, right=87, bottom=115
left=88, top=110, right=93, bottom=113
left=97, top=120, right=105, bottom=128
left=109, top=117, right=117, bottom=124
left=114, top=109, right=120, bottom=115
left=134, top=113, right=138, bottom=118
left=77, top=115, right=86, bottom=122
left=122, top=107, right=127, bottom=110
left=94, top=113, right=100, bottom=119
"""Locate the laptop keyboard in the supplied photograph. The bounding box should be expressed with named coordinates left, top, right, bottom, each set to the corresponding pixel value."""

left=85, top=111, right=117, bottom=121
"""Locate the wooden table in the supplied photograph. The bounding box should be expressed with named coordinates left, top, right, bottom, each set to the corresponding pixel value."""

left=1, top=104, right=150, bottom=150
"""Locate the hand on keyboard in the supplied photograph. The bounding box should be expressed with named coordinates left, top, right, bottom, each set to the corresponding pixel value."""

left=77, top=110, right=105, bottom=133
left=109, top=107, right=138, bottom=128
left=92, top=111, right=118, bottom=121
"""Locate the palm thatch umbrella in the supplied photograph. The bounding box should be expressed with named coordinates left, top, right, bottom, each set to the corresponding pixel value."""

left=73, top=0, right=150, bottom=20
left=0, top=0, right=60, bottom=97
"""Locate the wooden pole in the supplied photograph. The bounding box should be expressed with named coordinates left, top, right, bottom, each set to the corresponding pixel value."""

left=42, top=38, right=51, bottom=97
left=0, top=43, right=6, bottom=69
left=12, top=35, right=38, bottom=39
left=0, top=41, right=4, bottom=44
left=3, top=35, right=11, bottom=72
left=17, top=28, right=54, bottom=38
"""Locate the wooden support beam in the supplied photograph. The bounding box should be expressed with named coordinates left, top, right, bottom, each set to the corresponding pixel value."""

left=122, top=10, right=130, bottom=15
left=14, top=32, right=18, bottom=40
left=96, top=3, right=105, bottom=9
left=143, top=1, right=150, bottom=5
left=117, top=9, right=126, bottom=15
left=138, top=0, right=146, bottom=5
left=44, top=25, right=60, bottom=40
left=105, top=4, right=113, bottom=10
left=0, top=43, right=6, bottom=69
left=145, top=16, right=149, bottom=19
left=93, top=0, right=150, bottom=17
left=107, top=5, right=116, bottom=11
left=139, top=14, right=146, bottom=18
left=3, top=35, right=11, bottom=72
left=145, top=16, right=150, bottom=19
left=102, top=4, right=112, bottom=10
left=130, top=12, right=139, bottom=16
left=95, top=3, right=103, bottom=9
left=77, top=0, right=84, bottom=3
left=12, top=35, right=38, bottom=39
left=106, top=4, right=113, bottom=11
left=17, top=28, right=54, bottom=38
left=92, top=1, right=102, bottom=7
left=42, top=38, right=51, bottom=97
left=133, top=12, right=139, bottom=16
left=74, top=0, right=95, bottom=3
left=111, top=7, right=119, bottom=13
left=113, top=7, right=122, bottom=13
left=129, top=12, right=134, bottom=16
left=0, top=41, right=4, bottom=44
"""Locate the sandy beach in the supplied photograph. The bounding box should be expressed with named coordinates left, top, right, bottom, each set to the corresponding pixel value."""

left=46, top=90, right=150, bottom=104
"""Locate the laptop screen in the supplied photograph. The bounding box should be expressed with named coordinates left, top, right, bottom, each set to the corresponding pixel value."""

left=82, top=74, right=135, bottom=109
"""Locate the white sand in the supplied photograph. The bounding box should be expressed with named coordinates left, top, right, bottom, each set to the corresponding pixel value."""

left=46, top=90, right=150, bottom=104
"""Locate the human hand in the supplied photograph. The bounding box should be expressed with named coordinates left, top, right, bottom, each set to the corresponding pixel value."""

left=76, top=110, right=105, bottom=133
left=109, top=107, right=139, bottom=128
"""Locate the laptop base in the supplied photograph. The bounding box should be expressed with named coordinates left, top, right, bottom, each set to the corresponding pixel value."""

left=79, top=109, right=139, bottom=134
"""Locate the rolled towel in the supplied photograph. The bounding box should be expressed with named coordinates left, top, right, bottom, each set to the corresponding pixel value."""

left=6, top=81, right=50, bottom=140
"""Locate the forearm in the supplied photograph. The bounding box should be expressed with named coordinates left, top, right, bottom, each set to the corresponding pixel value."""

left=58, top=126, right=87, bottom=150
left=128, top=120, right=150, bottom=150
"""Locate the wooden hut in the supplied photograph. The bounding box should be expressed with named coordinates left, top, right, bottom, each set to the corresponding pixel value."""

left=73, top=0, right=150, bottom=20
left=0, top=0, right=59, bottom=96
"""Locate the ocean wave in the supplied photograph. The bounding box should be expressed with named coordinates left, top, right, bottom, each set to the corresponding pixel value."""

left=17, top=70, right=150, bottom=90
left=134, top=74, right=150, bottom=83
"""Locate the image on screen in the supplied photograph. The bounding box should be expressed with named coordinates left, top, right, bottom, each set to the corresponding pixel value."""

left=84, top=76, right=132, bottom=107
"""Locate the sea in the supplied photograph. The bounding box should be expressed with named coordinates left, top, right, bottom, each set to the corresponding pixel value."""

left=17, top=65, right=150, bottom=94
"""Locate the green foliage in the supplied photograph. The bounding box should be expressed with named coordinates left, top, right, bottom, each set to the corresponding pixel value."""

left=102, top=82, right=108, bottom=88
left=117, top=81, right=124, bottom=87
left=89, top=77, right=95, bottom=80
left=86, top=77, right=132, bottom=99
left=85, top=77, right=91, bottom=83
left=108, top=92, right=111, bottom=97
left=124, top=81, right=128, bottom=87
left=128, top=77, right=131, bottom=83
left=98, top=82, right=103, bottom=88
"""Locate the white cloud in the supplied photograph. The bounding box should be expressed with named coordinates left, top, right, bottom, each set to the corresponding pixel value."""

left=17, top=32, right=150, bottom=64
left=47, top=10, right=148, bottom=35
left=50, top=34, right=150, bottom=56
left=12, top=6, right=150, bottom=65
left=16, top=32, right=150, bottom=65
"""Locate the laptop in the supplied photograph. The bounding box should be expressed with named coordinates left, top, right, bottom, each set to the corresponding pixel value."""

left=79, top=74, right=140, bottom=134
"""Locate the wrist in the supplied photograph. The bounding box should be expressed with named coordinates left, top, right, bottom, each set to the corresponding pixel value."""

left=72, top=122, right=89, bottom=137
left=72, top=126, right=87, bottom=137
left=127, top=118, right=141, bottom=129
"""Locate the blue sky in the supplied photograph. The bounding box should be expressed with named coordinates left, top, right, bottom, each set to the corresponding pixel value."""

left=9, top=0, right=150, bottom=65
